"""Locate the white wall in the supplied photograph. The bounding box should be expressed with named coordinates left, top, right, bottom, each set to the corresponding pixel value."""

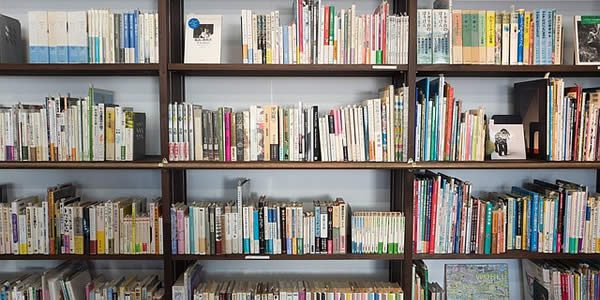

left=1, top=0, right=600, bottom=298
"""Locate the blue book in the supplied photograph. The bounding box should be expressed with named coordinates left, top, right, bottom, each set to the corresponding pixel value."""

left=133, top=10, right=139, bottom=63
left=283, top=26, right=289, bottom=64
left=171, top=208, right=177, bottom=254
left=454, top=186, right=463, bottom=253
left=189, top=206, right=195, bottom=254
left=534, top=10, right=541, bottom=64
left=517, top=11, right=524, bottom=64
left=484, top=201, right=493, bottom=254
left=253, top=209, right=259, bottom=252
left=124, top=13, right=130, bottom=61
left=512, top=186, right=539, bottom=252
left=129, top=13, right=135, bottom=61
left=315, top=205, right=321, bottom=251
left=553, top=197, right=559, bottom=253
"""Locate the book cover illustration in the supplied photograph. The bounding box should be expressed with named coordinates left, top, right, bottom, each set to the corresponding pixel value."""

left=184, top=14, right=222, bottom=63
left=575, top=16, right=600, bottom=65
left=445, top=263, right=509, bottom=300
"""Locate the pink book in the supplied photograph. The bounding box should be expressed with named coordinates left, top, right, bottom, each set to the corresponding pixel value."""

left=225, top=111, right=231, bottom=161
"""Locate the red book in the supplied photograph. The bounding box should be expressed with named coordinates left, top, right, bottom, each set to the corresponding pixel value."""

left=444, top=84, right=455, bottom=160
left=428, top=176, right=438, bottom=254
left=90, top=240, right=97, bottom=255
left=224, top=111, right=231, bottom=161
left=324, top=6, right=330, bottom=46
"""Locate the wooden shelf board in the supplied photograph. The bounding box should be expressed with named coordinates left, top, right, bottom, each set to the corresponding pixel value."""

left=168, top=63, right=407, bottom=76
left=0, top=254, right=164, bottom=260
left=417, top=64, right=600, bottom=77
left=0, top=156, right=162, bottom=169
left=412, top=160, right=600, bottom=169
left=415, top=252, right=600, bottom=260
left=0, top=64, right=159, bottom=76
left=172, top=254, right=404, bottom=260
left=165, top=160, right=600, bottom=170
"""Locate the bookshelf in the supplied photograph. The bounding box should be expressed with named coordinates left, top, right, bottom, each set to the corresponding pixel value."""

left=1, top=0, right=599, bottom=298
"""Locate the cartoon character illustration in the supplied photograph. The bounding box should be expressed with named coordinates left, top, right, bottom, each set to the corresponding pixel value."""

left=494, top=128, right=511, bottom=156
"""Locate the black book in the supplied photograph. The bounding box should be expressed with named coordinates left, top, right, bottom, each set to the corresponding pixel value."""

left=258, top=197, right=265, bottom=254
left=133, top=112, right=146, bottom=161
left=327, top=205, right=333, bottom=253
left=235, top=112, right=244, bottom=161
left=312, top=106, right=321, bottom=161
left=208, top=203, right=215, bottom=255
left=280, top=205, right=287, bottom=254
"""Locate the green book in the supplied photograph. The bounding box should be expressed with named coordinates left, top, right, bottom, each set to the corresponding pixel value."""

left=462, top=11, right=472, bottom=63
left=484, top=201, right=493, bottom=254
left=414, top=260, right=429, bottom=300
left=471, top=11, right=479, bottom=63
left=329, top=6, right=335, bottom=47
left=478, top=11, right=486, bottom=63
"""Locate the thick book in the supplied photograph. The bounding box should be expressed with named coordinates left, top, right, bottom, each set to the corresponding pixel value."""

left=514, top=79, right=549, bottom=159
left=0, top=14, right=23, bottom=63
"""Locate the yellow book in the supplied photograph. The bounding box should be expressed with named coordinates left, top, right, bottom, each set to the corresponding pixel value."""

left=97, top=230, right=105, bottom=254
left=74, top=236, right=84, bottom=255
left=486, top=11, right=495, bottom=64
left=524, top=12, right=531, bottom=65
left=105, top=106, right=116, bottom=161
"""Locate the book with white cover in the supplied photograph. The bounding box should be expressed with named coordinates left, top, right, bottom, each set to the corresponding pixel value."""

left=48, top=11, right=68, bottom=63
left=28, top=11, right=50, bottom=63
left=67, top=11, right=88, bottom=63
left=184, top=14, right=222, bottom=63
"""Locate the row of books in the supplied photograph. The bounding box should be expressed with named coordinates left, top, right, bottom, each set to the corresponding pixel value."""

left=28, top=10, right=159, bottom=64
left=414, top=172, right=599, bottom=255
left=241, top=1, right=408, bottom=64
left=0, top=183, right=163, bottom=255
left=0, top=262, right=163, bottom=300
left=0, top=86, right=146, bottom=162
left=174, top=262, right=404, bottom=300
left=522, top=259, right=600, bottom=300
left=415, top=76, right=486, bottom=161
left=351, top=211, right=404, bottom=254
left=168, top=85, right=410, bottom=162
left=417, top=8, right=563, bottom=65
left=171, top=197, right=351, bottom=255
left=412, top=260, right=443, bottom=300
left=543, top=79, right=600, bottom=161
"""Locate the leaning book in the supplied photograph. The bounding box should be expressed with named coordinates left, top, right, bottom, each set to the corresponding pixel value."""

left=575, top=16, right=600, bottom=65
left=184, top=14, right=222, bottom=63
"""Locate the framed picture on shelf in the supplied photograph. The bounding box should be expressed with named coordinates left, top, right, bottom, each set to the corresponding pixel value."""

left=575, top=15, right=600, bottom=65
left=184, top=14, right=222, bottom=63
left=488, top=116, right=527, bottom=160
left=445, top=263, right=510, bottom=300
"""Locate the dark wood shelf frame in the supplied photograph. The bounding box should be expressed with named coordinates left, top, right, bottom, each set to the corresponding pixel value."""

left=417, top=64, right=600, bottom=77
left=0, top=64, right=159, bottom=76
left=173, top=254, right=404, bottom=261
left=169, top=63, right=407, bottom=76
left=415, top=252, right=600, bottom=260
left=0, top=254, right=164, bottom=260
left=164, top=160, right=600, bottom=170
left=0, top=156, right=162, bottom=169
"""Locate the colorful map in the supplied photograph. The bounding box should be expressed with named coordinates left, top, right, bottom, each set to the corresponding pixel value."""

left=445, top=263, right=509, bottom=300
